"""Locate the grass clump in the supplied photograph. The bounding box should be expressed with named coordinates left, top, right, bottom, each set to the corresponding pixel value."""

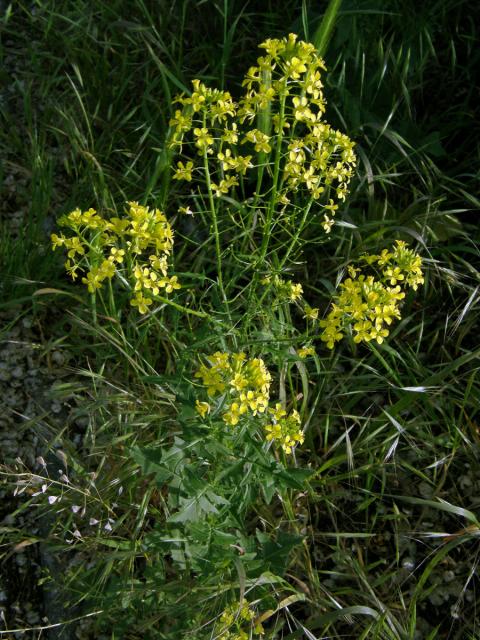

left=1, top=2, right=479, bottom=639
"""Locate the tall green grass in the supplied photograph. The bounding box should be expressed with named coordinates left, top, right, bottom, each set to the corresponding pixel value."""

left=1, top=1, right=479, bottom=639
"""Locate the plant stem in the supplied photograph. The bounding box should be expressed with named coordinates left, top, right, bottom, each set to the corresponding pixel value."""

left=202, top=131, right=235, bottom=342
left=257, top=86, right=288, bottom=266
left=90, top=291, right=97, bottom=325
left=248, top=197, right=316, bottom=325
left=203, top=149, right=226, bottom=301
left=278, top=197, right=315, bottom=271
left=155, top=295, right=207, bottom=318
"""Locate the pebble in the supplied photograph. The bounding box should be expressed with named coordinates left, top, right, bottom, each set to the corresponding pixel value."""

left=51, top=350, right=66, bottom=366
left=0, top=304, right=81, bottom=636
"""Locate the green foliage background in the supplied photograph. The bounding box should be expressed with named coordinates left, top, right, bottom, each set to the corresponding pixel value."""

left=1, top=1, right=479, bottom=639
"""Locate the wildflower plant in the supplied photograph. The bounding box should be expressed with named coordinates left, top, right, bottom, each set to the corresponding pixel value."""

left=43, top=26, right=427, bottom=640
left=48, top=33, right=424, bottom=532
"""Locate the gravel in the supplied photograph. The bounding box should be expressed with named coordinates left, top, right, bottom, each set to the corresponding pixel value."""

left=0, top=307, right=81, bottom=638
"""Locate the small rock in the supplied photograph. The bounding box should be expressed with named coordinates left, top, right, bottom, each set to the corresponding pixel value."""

left=11, top=365, right=24, bottom=379
left=51, top=351, right=65, bottom=366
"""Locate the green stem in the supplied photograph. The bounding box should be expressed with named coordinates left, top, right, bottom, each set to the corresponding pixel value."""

left=257, top=86, right=288, bottom=265
left=90, top=291, right=97, bottom=325
left=278, top=197, right=315, bottom=271
left=249, top=197, right=315, bottom=324
left=253, top=67, right=273, bottom=203
left=203, top=149, right=225, bottom=300
left=107, top=276, right=117, bottom=319
left=313, top=0, right=342, bottom=58
left=156, top=295, right=207, bottom=318
left=201, top=130, right=235, bottom=343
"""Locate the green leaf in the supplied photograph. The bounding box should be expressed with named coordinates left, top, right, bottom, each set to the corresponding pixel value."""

left=257, top=529, right=304, bottom=576
left=273, top=466, right=315, bottom=490
left=130, top=446, right=172, bottom=485
left=167, top=488, right=229, bottom=524
left=262, top=475, right=277, bottom=504
left=395, top=495, right=479, bottom=526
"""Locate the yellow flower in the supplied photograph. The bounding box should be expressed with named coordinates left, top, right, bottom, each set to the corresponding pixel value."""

left=66, top=208, right=82, bottom=224
left=383, top=266, right=405, bottom=286
left=65, top=236, right=85, bottom=258
left=82, top=269, right=104, bottom=293
left=243, top=129, right=271, bottom=153
left=284, top=56, right=307, bottom=79
left=269, top=403, right=287, bottom=421
left=234, top=155, right=253, bottom=175
left=239, top=390, right=268, bottom=414
left=223, top=402, right=244, bottom=426
left=51, top=233, right=65, bottom=250
left=303, top=306, right=319, bottom=321
left=195, top=400, right=211, bottom=418
left=258, top=37, right=286, bottom=59
left=109, top=247, right=125, bottom=263
left=194, top=364, right=226, bottom=397
left=149, top=254, right=168, bottom=276
left=195, top=352, right=272, bottom=427
left=130, top=292, right=153, bottom=314
left=107, top=217, right=130, bottom=235
left=242, top=65, right=262, bottom=90
left=292, top=96, right=315, bottom=122
left=98, top=259, right=115, bottom=279
left=161, top=275, right=181, bottom=293
left=173, top=160, right=194, bottom=181
left=193, top=127, right=214, bottom=151
left=64, top=260, right=79, bottom=281
left=211, top=175, right=239, bottom=197
left=288, top=282, right=303, bottom=301
left=322, top=215, right=334, bottom=234
left=221, top=123, right=239, bottom=144
left=217, top=148, right=235, bottom=171
left=169, top=109, right=192, bottom=133
left=265, top=409, right=303, bottom=454
left=298, top=346, right=315, bottom=358
left=230, top=373, right=248, bottom=392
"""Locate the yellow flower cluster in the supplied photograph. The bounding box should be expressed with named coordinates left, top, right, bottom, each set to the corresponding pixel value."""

left=320, top=241, right=424, bottom=348
left=195, top=352, right=271, bottom=427
left=216, top=599, right=264, bottom=640
left=266, top=404, right=304, bottom=454
left=195, top=352, right=304, bottom=455
left=51, top=202, right=179, bottom=314
left=169, top=33, right=356, bottom=232
left=261, top=275, right=303, bottom=303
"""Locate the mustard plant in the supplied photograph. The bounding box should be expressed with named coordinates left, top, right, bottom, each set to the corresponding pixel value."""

left=50, top=33, right=424, bottom=467
left=43, top=28, right=428, bottom=640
